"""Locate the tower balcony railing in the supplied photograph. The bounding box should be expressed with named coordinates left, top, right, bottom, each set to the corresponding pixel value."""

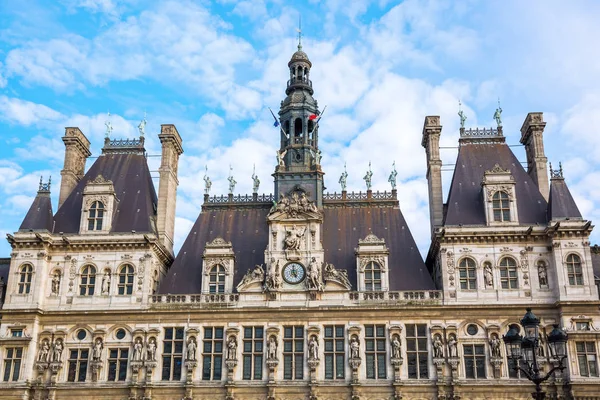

left=287, top=77, right=312, bottom=88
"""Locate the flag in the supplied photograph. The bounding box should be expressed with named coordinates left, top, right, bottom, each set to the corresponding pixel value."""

left=273, top=120, right=280, bottom=127
left=269, top=108, right=281, bottom=127
left=309, top=114, right=318, bottom=120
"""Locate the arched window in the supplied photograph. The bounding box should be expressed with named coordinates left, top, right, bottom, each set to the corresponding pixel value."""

left=117, top=264, right=134, bottom=295
left=208, top=265, right=226, bottom=294
left=458, top=258, right=477, bottom=290
left=499, top=258, right=518, bottom=289
left=566, top=254, right=584, bottom=285
left=88, top=201, right=105, bottom=231
left=18, top=264, right=33, bottom=294
left=294, top=118, right=303, bottom=138
left=492, top=191, right=510, bottom=222
left=364, top=262, right=382, bottom=291
left=80, top=265, right=96, bottom=296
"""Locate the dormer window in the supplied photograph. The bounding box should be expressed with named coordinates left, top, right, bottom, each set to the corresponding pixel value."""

left=202, top=237, right=235, bottom=294
left=87, top=201, right=104, bottom=231
left=492, top=191, right=510, bottom=222
left=356, top=234, right=389, bottom=292
left=364, top=262, right=382, bottom=291
left=208, top=265, right=226, bottom=294
left=566, top=254, right=584, bottom=286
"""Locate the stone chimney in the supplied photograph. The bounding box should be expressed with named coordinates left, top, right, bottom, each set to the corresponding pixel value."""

left=520, top=112, right=549, bottom=201
left=422, top=116, right=444, bottom=233
left=59, top=127, right=91, bottom=208
left=156, top=124, right=183, bottom=256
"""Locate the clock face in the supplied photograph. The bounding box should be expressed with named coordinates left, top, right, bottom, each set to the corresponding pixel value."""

left=282, top=262, right=306, bottom=284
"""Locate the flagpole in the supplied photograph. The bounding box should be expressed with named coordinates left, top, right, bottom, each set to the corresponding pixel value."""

left=268, top=107, right=288, bottom=138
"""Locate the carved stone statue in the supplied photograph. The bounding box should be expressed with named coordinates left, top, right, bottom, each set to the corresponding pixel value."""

left=52, top=338, right=64, bottom=363
left=458, top=101, right=467, bottom=128
left=433, top=335, right=444, bottom=358
left=51, top=271, right=61, bottom=295
left=138, top=112, right=147, bottom=136
left=133, top=338, right=143, bottom=361
left=226, top=336, right=237, bottom=361
left=92, top=338, right=103, bottom=361
left=271, top=189, right=319, bottom=218
left=339, top=164, right=348, bottom=191
left=448, top=336, right=458, bottom=358
left=484, top=264, right=493, bottom=287
left=277, top=149, right=287, bottom=167
left=146, top=338, right=157, bottom=361
left=101, top=272, right=111, bottom=295
left=38, top=339, right=50, bottom=362
left=238, top=264, right=265, bottom=289
left=350, top=336, right=360, bottom=359
left=105, top=112, right=113, bottom=137
left=538, top=264, right=548, bottom=287
left=187, top=337, right=197, bottom=361
left=203, top=166, right=212, bottom=195
left=388, top=162, right=397, bottom=190
left=363, top=162, right=373, bottom=191
left=264, top=259, right=281, bottom=291
left=323, top=263, right=351, bottom=289
left=493, top=100, right=503, bottom=127
left=228, top=166, right=236, bottom=195
left=391, top=335, right=401, bottom=359
left=306, top=257, right=323, bottom=291
left=284, top=225, right=305, bottom=251
left=252, top=167, right=260, bottom=194
left=267, top=336, right=278, bottom=360
left=308, top=336, right=319, bottom=360
left=489, top=335, right=501, bottom=358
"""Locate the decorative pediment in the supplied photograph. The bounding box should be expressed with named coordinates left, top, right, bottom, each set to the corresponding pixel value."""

left=485, top=164, right=511, bottom=175
left=268, top=188, right=322, bottom=221
left=206, top=237, right=232, bottom=248
left=358, top=233, right=385, bottom=245
left=236, top=264, right=265, bottom=292
left=90, top=174, right=112, bottom=185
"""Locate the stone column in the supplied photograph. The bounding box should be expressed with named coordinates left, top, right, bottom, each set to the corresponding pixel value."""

left=59, top=127, right=91, bottom=208
left=520, top=112, right=549, bottom=201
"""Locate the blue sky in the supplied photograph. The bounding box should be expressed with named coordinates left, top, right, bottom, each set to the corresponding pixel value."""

left=1, top=0, right=600, bottom=257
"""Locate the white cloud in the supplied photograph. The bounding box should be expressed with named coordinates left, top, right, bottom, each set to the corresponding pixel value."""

left=0, top=96, right=65, bottom=126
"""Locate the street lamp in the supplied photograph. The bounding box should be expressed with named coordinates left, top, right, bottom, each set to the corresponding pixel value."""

left=503, top=308, right=568, bottom=400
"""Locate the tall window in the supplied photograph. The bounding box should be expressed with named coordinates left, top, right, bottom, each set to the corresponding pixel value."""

left=67, top=349, right=89, bottom=382
left=2, top=347, right=22, bottom=382
left=208, top=265, right=226, bottom=294
left=459, top=258, right=477, bottom=290
left=162, top=327, right=184, bottom=381
left=567, top=254, right=584, bottom=286
left=87, top=201, right=104, bottom=231
left=202, top=327, right=223, bottom=381
left=499, top=258, right=518, bottom=289
left=576, top=341, right=598, bottom=377
left=365, top=324, right=386, bottom=379
left=117, top=264, right=134, bottom=295
left=242, top=327, right=263, bottom=380
left=463, top=344, right=486, bottom=379
left=324, top=325, right=345, bottom=380
left=107, top=348, right=129, bottom=381
left=283, top=326, right=304, bottom=380
left=364, top=262, right=382, bottom=291
left=18, top=264, right=33, bottom=294
left=406, top=324, right=428, bottom=379
left=492, top=191, right=510, bottom=222
left=79, top=265, right=96, bottom=296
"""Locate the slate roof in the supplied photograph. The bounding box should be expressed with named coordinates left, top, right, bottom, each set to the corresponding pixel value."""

left=0, top=258, right=10, bottom=305
left=591, top=246, right=600, bottom=279
left=159, top=204, right=434, bottom=294
left=53, top=153, right=157, bottom=234
left=19, top=190, right=54, bottom=232
left=444, top=143, right=548, bottom=226
left=547, top=177, right=582, bottom=221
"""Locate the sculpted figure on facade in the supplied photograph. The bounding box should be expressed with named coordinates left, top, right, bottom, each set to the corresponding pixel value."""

left=433, top=335, right=444, bottom=358
left=276, top=149, right=287, bottom=167
left=52, top=338, right=64, bottom=363
left=238, top=264, right=264, bottom=290
left=308, top=335, right=319, bottom=360
left=92, top=338, right=103, bottom=361
left=186, top=337, right=197, bottom=361
left=538, top=262, right=548, bottom=287
left=264, top=259, right=281, bottom=291
left=203, top=166, right=212, bottom=195
left=51, top=271, right=61, bottom=295
left=226, top=336, right=237, bottom=361
left=252, top=168, right=260, bottom=194
left=363, top=162, right=373, bottom=191
left=350, top=336, right=360, bottom=359
left=388, top=161, right=397, bottom=190
left=306, top=257, right=323, bottom=291
left=101, top=271, right=111, bottom=295
left=146, top=337, right=157, bottom=362
left=284, top=225, right=305, bottom=250
left=391, top=335, right=402, bottom=359
left=267, top=336, right=278, bottom=360
left=484, top=263, right=494, bottom=287
left=339, top=163, right=348, bottom=191
left=133, top=338, right=143, bottom=361
left=38, top=339, right=50, bottom=363
left=448, top=335, right=458, bottom=358
left=489, top=334, right=501, bottom=358
left=272, top=190, right=319, bottom=218
left=323, top=262, right=351, bottom=289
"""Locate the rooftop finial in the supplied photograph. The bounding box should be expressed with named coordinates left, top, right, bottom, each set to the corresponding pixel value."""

left=39, top=175, right=51, bottom=192
left=549, top=161, right=564, bottom=179
left=494, top=98, right=503, bottom=127
left=296, top=14, right=302, bottom=50
left=105, top=111, right=113, bottom=138
left=458, top=100, right=467, bottom=129
left=138, top=111, right=147, bottom=137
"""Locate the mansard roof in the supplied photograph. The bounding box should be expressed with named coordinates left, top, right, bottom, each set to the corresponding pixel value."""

left=444, top=142, right=548, bottom=226
left=19, top=190, right=54, bottom=232
left=53, top=152, right=157, bottom=234
left=547, top=176, right=582, bottom=221
left=159, top=203, right=434, bottom=294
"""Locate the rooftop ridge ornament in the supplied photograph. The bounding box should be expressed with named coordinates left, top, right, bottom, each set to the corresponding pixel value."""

left=363, top=161, right=373, bottom=191
left=105, top=111, right=113, bottom=138
left=228, top=165, right=237, bottom=195
left=549, top=162, right=564, bottom=179
left=339, top=163, right=348, bottom=191
left=252, top=164, right=260, bottom=194
left=138, top=111, right=147, bottom=136
left=494, top=98, right=503, bottom=127
left=203, top=166, right=212, bottom=195
left=458, top=100, right=467, bottom=129
left=388, top=161, right=397, bottom=190
left=38, top=176, right=51, bottom=192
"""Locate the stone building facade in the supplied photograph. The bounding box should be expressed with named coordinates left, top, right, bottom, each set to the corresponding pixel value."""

left=0, top=45, right=599, bottom=400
